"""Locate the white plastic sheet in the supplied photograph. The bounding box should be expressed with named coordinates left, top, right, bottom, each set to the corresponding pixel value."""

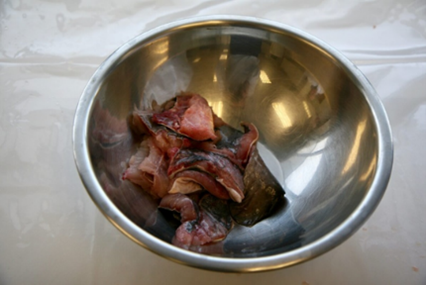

left=1, top=0, right=425, bottom=284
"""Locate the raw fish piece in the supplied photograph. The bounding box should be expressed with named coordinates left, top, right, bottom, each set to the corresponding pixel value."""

left=230, top=146, right=285, bottom=226
left=122, top=92, right=288, bottom=252
left=199, top=194, right=233, bottom=231
left=169, top=170, right=230, bottom=200
left=131, top=109, right=258, bottom=168
left=173, top=210, right=229, bottom=249
left=168, top=149, right=244, bottom=202
left=152, top=93, right=216, bottom=141
left=130, top=110, right=192, bottom=158
left=122, top=137, right=170, bottom=198
left=159, top=193, right=199, bottom=223
left=121, top=139, right=152, bottom=191
left=161, top=194, right=233, bottom=250
left=214, top=122, right=259, bottom=168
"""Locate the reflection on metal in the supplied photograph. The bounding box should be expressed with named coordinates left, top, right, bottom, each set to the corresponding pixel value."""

left=154, top=38, right=169, bottom=54
left=360, top=155, right=377, bottom=181
left=303, top=101, right=312, bottom=118
left=193, top=57, right=201, bottom=63
left=286, top=153, right=323, bottom=196
left=342, top=119, right=367, bottom=175
left=213, top=73, right=218, bottom=82
left=220, top=53, right=228, bottom=60
left=153, top=56, right=168, bottom=70
left=285, top=137, right=329, bottom=195
left=211, top=101, right=223, bottom=118
left=260, top=70, right=271, bottom=84
left=272, top=102, right=292, bottom=128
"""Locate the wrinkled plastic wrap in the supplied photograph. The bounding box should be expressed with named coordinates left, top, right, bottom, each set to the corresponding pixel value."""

left=0, top=0, right=425, bottom=284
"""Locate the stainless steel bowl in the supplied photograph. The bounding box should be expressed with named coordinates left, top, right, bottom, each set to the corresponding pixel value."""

left=73, top=16, right=393, bottom=272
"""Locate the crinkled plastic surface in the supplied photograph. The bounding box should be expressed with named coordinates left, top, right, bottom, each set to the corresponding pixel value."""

left=1, top=0, right=425, bottom=284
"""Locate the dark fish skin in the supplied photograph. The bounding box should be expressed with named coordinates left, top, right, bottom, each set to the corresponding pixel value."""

left=199, top=194, right=233, bottom=231
left=214, top=122, right=259, bottom=169
left=230, top=146, right=286, bottom=227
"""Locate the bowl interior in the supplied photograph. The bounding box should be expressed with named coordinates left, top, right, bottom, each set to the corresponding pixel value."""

left=87, top=21, right=379, bottom=258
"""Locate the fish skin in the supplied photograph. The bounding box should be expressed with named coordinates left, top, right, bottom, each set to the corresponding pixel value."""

left=230, top=146, right=286, bottom=226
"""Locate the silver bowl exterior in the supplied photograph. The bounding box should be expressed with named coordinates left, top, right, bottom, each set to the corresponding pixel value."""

left=73, top=15, right=393, bottom=272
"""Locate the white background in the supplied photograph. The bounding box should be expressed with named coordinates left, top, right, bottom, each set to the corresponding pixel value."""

left=1, top=0, right=425, bottom=284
